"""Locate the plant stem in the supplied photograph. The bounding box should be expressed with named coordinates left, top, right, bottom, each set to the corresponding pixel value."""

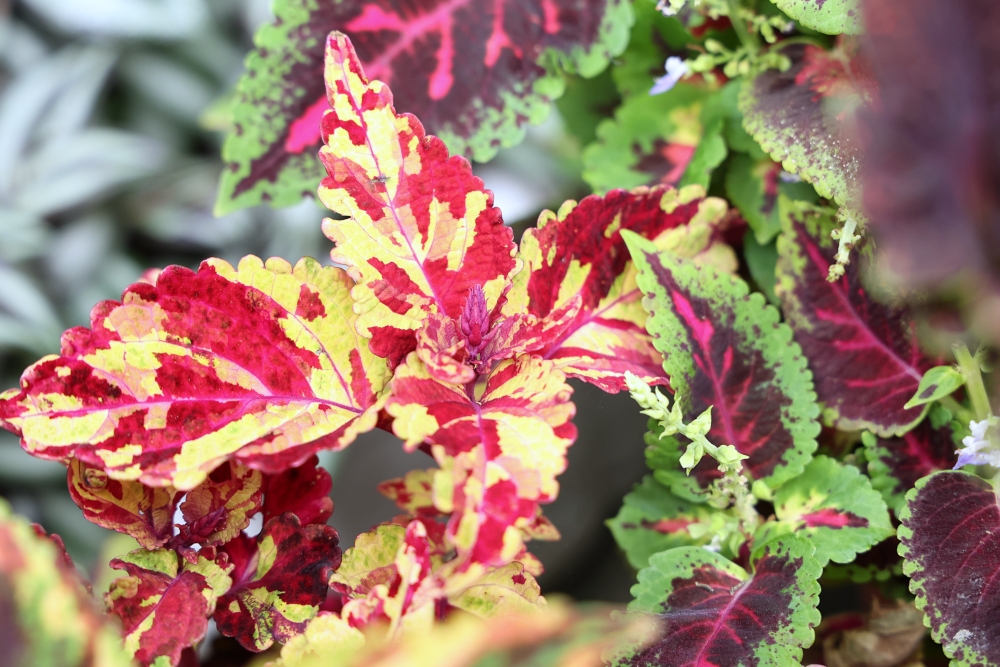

left=954, top=343, right=992, bottom=421
left=725, top=0, right=759, bottom=53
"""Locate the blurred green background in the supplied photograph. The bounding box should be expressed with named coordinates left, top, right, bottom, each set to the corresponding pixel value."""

left=0, top=0, right=651, bottom=625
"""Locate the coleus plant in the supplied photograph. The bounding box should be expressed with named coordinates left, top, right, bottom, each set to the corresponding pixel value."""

left=3, top=0, right=1000, bottom=666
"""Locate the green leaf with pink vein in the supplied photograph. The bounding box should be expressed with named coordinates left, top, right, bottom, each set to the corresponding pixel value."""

left=753, top=455, right=893, bottom=566
left=215, top=0, right=633, bottom=214
left=624, top=231, right=820, bottom=495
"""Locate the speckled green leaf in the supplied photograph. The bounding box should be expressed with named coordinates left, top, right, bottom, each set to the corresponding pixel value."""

left=739, top=41, right=875, bottom=207
left=753, top=456, right=893, bottom=566
left=607, top=475, right=716, bottom=570
left=771, top=0, right=862, bottom=36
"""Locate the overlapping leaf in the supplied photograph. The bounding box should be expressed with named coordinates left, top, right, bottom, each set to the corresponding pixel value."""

left=753, top=456, right=893, bottom=566
left=775, top=198, right=931, bottom=436
left=624, top=232, right=819, bottom=493
left=615, top=535, right=821, bottom=667
left=864, top=422, right=957, bottom=514
left=68, top=457, right=180, bottom=550
left=261, top=454, right=334, bottom=526
left=387, top=353, right=575, bottom=565
left=317, top=33, right=519, bottom=365
left=503, top=185, right=737, bottom=392
left=175, top=461, right=263, bottom=550
left=583, top=84, right=709, bottom=194
left=772, top=0, right=861, bottom=36
left=607, top=475, right=716, bottom=570
left=725, top=154, right=782, bottom=244
left=899, top=471, right=1000, bottom=667
left=0, top=256, right=390, bottom=490
left=0, top=499, right=133, bottom=667
left=215, top=512, right=341, bottom=652
left=331, top=520, right=542, bottom=635
left=740, top=41, right=876, bottom=207
left=106, top=549, right=231, bottom=667
left=217, top=0, right=632, bottom=213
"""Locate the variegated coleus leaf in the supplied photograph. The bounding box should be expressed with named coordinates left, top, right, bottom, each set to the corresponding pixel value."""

left=899, top=471, right=1000, bottom=667
left=318, top=33, right=519, bottom=366
left=278, top=597, right=648, bottom=667
left=106, top=548, right=232, bottom=667
left=753, top=456, right=893, bottom=567
left=772, top=0, right=861, bottom=36
left=215, top=512, right=341, bottom=652
left=613, top=535, right=821, bottom=667
left=217, top=0, right=632, bottom=214
left=502, top=184, right=737, bottom=392
left=387, top=353, right=575, bottom=565
left=739, top=40, right=876, bottom=207
left=0, top=256, right=390, bottom=491
left=864, top=422, right=958, bottom=514
left=624, top=231, right=820, bottom=494
left=68, top=457, right=181, bottom=550
left=607, top=475, right=717, bottom=570
left=0, top=499, right=133, bottom=667
left=330, top=520, right=542, bottom=635
left=775, top=197, right=932, bottom=437
left=175, top=461, right=263, bottom=553
left=725, top=154, right=783, bottom=245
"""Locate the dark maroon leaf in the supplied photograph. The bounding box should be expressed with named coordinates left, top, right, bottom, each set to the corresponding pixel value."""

left=861, top=0, right=1000, bottom=293
left=617, top=535, right=821, bottom=667
left=899, top=471, right=1000, bottom=667
left=865, top=421, right=958, bottom=513
left=214, top=512, right=341, bottom=652
left=775, top=198, right=933, bottom=436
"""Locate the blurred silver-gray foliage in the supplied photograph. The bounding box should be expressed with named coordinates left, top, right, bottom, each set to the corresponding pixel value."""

left=0, top=0, right=642, bottom=606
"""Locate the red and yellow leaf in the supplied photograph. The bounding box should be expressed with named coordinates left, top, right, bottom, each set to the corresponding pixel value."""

left=0, top=256, right=390, bottom=490
left=503, top=185, right=737, bottom=392
left=386, top=353, right=575, bottom=565
left=107, top=549, right=232, bottom=667
left=318, top=33, right=519, bottom=365
left=331, top=520, right=542, bottom=635
left=177, top=461, right=263, bottom=549
left=68, top=457, right=180, bottom=550
left=215, top=512, right=341, bottom=652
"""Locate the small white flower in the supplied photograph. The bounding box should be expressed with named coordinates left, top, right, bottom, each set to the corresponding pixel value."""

left=954, top=418, right=1000, bottom=468
left=650, top=57, right=688, bottom=95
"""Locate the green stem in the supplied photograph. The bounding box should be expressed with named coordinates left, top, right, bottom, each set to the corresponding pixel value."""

left=954, top=343, right=992, bottom=421
left=940, top=395, right=972, bottom=423
left=724, top=0, right=759, bottom=53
